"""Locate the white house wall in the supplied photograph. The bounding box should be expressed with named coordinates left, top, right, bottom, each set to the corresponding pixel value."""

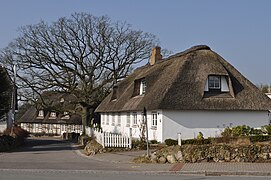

left=101, top=110, right=163, bottom=142
left=162, top=110, right=269, bottom=142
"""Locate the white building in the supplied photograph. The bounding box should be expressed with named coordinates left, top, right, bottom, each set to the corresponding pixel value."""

left=17, top=91, right=83, bottom=135
left=96, top=45, right=271, bottom=142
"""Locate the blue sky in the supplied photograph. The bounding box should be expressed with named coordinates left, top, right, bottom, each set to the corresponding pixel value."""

left=0, top=0, right=270, bottom=84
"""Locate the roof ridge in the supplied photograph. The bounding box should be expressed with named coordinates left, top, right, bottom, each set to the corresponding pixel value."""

left=166, top=45, right=211, bottom=60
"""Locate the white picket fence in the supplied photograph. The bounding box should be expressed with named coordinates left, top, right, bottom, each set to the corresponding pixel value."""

left=86, top=127, right=132, bottom=148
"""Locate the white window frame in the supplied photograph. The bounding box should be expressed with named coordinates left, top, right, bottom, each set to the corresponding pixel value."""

left=126, top=112, right=130, bottom=127
left=38, top=110, right=44, bottom=117
left=117, top=112, right=121, bottom=126
left=106, top=113, right=109, bottom=125
left=50, top=112, right=56, bottom=118
left=112, top=113, right=115, bottom=126
left=140, top=79, right=146, bottom=95
left=152, top=112, right=158, bottom=127
left=133, top=112, right=137, bottom=126
left=62, top=111, right=69, bottom=119
left=208, top=75, right=221, bottom=89
left=102, top=113, right=105, bottom=125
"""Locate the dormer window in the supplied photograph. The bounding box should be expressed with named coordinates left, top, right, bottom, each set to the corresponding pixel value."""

left=38, top=110, right=44, bottom=117
left=132, top=78, right=146, bottom=97
left=204, top=75, right=231, bottom=98
left=208, top=76, right=221, bottom=90
left=62, top=111, right=69, bottom=119
left=50, top=112, right=57, bottom=118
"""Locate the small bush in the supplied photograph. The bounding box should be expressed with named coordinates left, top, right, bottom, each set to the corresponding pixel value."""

left=164, top=139, right=178, bottom=146
left=197, top=132, right=204, bottom=140
left=221, top=125, right=264, bottom=137
left=132, top=139, right=146, bottom=149
left=250, top=135, right=271, bottom=142
left=150, top=140, right=159, bottom=144
left=181, top=138, right=211, bottom=145
left=262, top=125, right=271, bottom=135
left=3, top=126, right=30, bottom=138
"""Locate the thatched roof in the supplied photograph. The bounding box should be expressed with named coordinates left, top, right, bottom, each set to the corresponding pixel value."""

left=36, top=91, right=79, bottom=111
left=96, top=45, right=271, bottom=112
left=17, top=91, right=82, bottom=124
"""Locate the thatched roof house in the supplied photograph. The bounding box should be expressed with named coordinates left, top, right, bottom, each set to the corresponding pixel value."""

left=96, top=45, right=271, bottom=112
left=17, top=91, right=83, bottom=135
left=96, top=45, right=271, bottom=142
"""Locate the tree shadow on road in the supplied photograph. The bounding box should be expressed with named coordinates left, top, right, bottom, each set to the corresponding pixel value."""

left=8, top=137, right=75, bottom=153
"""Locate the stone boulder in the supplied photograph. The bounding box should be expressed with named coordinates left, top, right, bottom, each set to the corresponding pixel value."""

left=84, top=139, right=103, bottom=156
left=150, top=152, right=158, bottom=163
left=158, top=156, right=167, bottom=164
left=166, top=154, right=177, bottom=163
left=175, top=151, right=183, bottom=161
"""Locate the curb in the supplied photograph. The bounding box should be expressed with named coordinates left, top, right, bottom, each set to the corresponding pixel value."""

left=70, top=143, right=271, bottom=176
left=71, top=144, right=131, bottom=164
left=180, top=171, right=271, bottom=176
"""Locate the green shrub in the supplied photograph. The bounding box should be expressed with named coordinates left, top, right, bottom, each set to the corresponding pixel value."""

left=261, top=125, right=271, bottom=135
left=132, top=139, right=146, bottom=149
left=232, top=125, right=251, bottom=136
left=250, top=128, right=263, bottom=136
left=221, top=127, right=232, bottom=137
left=197, top=132, right=204, bottom=140
left=150, top=140, right=159, bottom=144
left=221, top=125, right=258, bottom=137
left=249, top=135, right=271, bottom=142
left=164, top=139, right=178, bottom=146
left=181, top=138, right=211, bottom=145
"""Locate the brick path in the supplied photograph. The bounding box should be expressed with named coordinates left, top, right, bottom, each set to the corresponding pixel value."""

left=181, top=163, right=271, bottom=176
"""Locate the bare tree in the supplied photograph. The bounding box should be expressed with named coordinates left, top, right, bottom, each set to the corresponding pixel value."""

left=0, top=13, right=158, bottom=132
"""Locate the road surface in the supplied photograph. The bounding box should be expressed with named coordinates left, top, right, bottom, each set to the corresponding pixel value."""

left=0, top=137, right=269, bottom=180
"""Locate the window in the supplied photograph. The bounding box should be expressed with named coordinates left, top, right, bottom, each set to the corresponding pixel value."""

left=133, top=112, right=137, bottom=126
left=62, top=111, right=69, bottom=119
left=126, top=112, right=130, bottom=127
left=117, top=113, right=121, bottom=126
left=132, top=78, right=146, bottom=96
left=152, top=112, right=158, bottom=126
left=60, top=98, right=65, bottom=103
left=102, top=113, right=105, bottom=125
left=208, top=76, right=221, bottom=89
left=112, top=113, right=115, bottom=126
left=38, top=110, right=44, bottom=117
left=106, top=113, right=109, bottom=125
left=140, top=79, right=146, bottom=95
left=50, top=112, right=56, bottom=118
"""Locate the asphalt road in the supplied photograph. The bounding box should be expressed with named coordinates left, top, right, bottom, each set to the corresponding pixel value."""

left=0, top=137, right=269, bottom=180
left=0, top=137, right=126, bottom=171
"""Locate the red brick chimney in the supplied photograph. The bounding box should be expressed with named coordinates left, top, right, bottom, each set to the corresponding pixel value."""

left=150, top=46, right=162, bottom=65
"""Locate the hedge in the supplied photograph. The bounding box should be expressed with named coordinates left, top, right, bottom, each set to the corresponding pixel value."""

left=165, top=135, right=271, bottom=146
